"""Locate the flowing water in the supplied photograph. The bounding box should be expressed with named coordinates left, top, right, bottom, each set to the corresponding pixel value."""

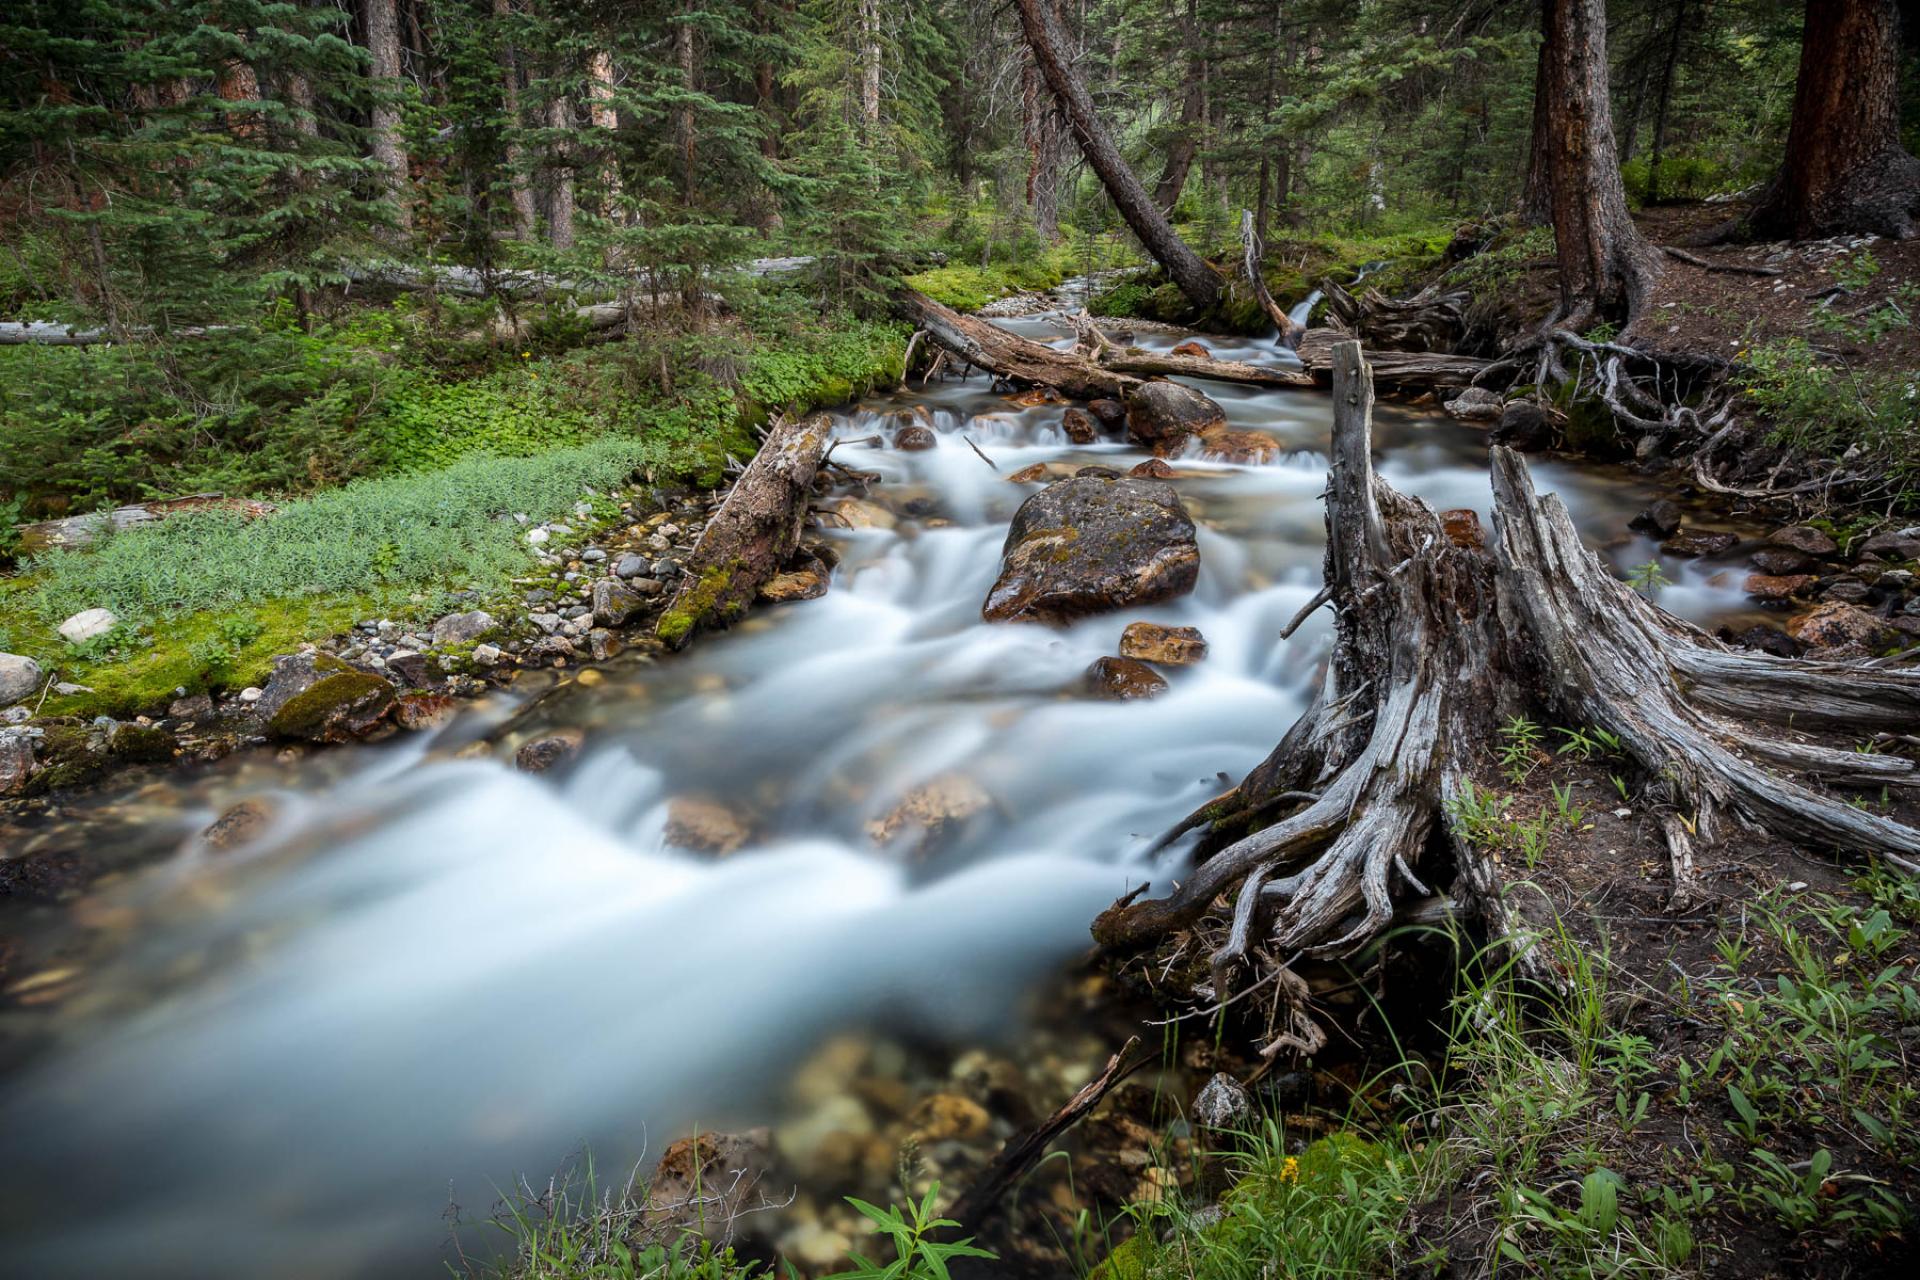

left=0, top=315, right=1769, bottom=1277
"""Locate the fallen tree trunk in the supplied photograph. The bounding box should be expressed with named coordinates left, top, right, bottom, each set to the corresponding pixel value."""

left=1093, top=339, right=1919, bottom=1053
left=655, top=413, right=832, bottom=650
left=898, top=290, right=1139, bottom=399
left=1102, top=350, right=1315, bottom=389
left=1295, top=328, right=1490, bottom=389
left=1241, top=210, right=1305, bottom=350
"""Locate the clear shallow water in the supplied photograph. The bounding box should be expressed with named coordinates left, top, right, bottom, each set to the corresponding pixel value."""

left=0, top=320, right=1765, bottom=1277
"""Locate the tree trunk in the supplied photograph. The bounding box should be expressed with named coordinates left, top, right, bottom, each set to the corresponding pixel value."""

left=1517, top=7, right=1552, bottom=227
left=364, top=0, right=412, bottom=232
left=858, top=0, right=882, bottom=131
left=1089, top=340, right=1920, bottom=1055
left=546, top=93, right=575, bottom=250
left=215, top=52, right=263, bottom=141
left=1011, top=0, right=1222, bottom=313
left=1644, top=0, right=1687, bottom=205
left=1749, top=0, right=1920, bottom=240
left=587, top=50, right=620, bottom=206
left=1022, top=63, right=1063, bottom=241
left=1540, top=0, right=1659, bottom=328
left=656, top=414, right=834, bottom=650
left=1154, top=82, right=1203, bottom=213
left=493, top=0, right=536, bottom=240
left=675, top=4, right=698, bottom=204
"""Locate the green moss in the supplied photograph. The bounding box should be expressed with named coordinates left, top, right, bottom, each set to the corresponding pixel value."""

left=655, top=560, right=741, bottom=648
left=1088, top=1231, right=1154, bottom=1280
left=903, top=245, right=1079, bottom=313
left=267, top=665, right=395, bottom=740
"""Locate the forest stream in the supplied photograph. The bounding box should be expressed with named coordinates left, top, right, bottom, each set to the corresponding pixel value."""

left=0, top=308, right=1776, bottom=1278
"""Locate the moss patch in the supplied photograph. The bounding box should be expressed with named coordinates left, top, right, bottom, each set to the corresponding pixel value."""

left=655, top=560, right=743, bottom=649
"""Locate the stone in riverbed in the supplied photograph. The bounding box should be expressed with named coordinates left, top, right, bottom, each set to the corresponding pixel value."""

left=1192, top=1072, right=1252, bottom=1130
left=1129, top=458, right=1178, bottom=480
left=202, top=797, right=276, bottom=851
left=1085, top=655, right=1168, bottom=700
left=1862, top=528, right=1920, bottom=560
left=255, top=653, right=396, bottom=743
left=57, top=608, right=117, bottom=644
left=1120, top=622, right=1207, bottom=666
left=614, top=552, right=650, bottom=579
left=638, top=1130, right=774, bottom=1243
left=431, top=610, right=496, bottom=647
left=1197, top=426, right=1280, bottom=465
left=664, top=795, right=751, bottom=855
left=759, top=557, right=830, bottom=603
left=1744, top=573, right=1818, bottom=602
left=1489, top=402, right=1553, bottom=451
left=1124, top=380, right=1226, bottom=453
left=907, top=1093, right=992, bottom=1142
left=1444, top=385, right=1504, bottom=420
left=983, top=476, right=1200, bottom=624
left=1751, top=547, right=1816, bottom=576
left=591, top=578, right=643, bottom=627
left=895, top=424, right=937, bottom=451
left=1662, top=530, right=1739, bottom=558
left=1, top=730, right=39, bottom=795
left=1061, top=407, right=1098, bottom=444
left=867, top=773, right=993, bottom=859
left=1628, top=500, right=1683, bottom=540
left=1169, top=340, right=1212, bottom=359
left=1787, top=601, right=1892, bottom=651
left=516, top=729, right=585, bottom=773
left=1769, top=524, right=1838, bottom=556
left=0, top=653, right=43, bottom=706
left=1088, top=398, right=1127, bottom=431
left=830, top=497, right=896, bottom=530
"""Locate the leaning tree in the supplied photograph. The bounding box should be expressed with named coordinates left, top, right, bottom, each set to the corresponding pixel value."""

left=1089, top=341, right=1920, bottom=1054
left=1748, top=0, right=1920, bottom=240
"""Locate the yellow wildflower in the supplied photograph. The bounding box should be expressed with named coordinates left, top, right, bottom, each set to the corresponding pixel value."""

left=1279, top=1156, right=1301, bottom=1185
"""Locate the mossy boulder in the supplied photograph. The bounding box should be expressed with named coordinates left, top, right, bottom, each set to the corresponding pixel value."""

left=983, top=476, right=1200, bottom=624
left=255, top=653, right=396, bottom=743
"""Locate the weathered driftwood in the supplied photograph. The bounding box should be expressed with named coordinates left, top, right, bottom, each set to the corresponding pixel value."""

left=1240, top=210, right=1305, bottom=349
left=1092, top=339, right=1919, bottom=1054
left=1295, top=327, right=1490, bottom=389
left=655, top=414, right=832, bottom=651
left=1321, top=277, right=1469, bottom=353
left=1102, top=349, right=1316, bottom=389
left=15, top=494, right=277, bottom=555
left=897, top=290, right=1139, bottom=399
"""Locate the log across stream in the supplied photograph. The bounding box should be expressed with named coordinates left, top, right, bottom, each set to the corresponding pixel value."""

left=0, top=313, right=1780, bottom=1277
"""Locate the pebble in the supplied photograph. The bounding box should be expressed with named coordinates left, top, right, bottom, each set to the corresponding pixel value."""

left=471, top=644, right=504, bottom=667
left=526, top=528, right=550, bottom=545
left=614, top=553, right=649, bottom=578
left=582, top=548, right=606, bottom=562
left=238, top=687, right=263, bottom=703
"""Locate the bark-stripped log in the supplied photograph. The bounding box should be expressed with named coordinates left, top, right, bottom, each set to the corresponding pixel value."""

left=897, top=291, right=1139, bottom=399
left=655, top=414, right=832, bottom=650
left=1240, top=210, right=1305, bottom=349
left=1295, top=328, right=1490, bottom=389
left=1092, top=340, right=1920, bottom=1051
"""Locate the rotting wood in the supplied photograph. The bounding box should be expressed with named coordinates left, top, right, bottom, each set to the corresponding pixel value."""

left=1241, top=210, right=1305, bottom=350
left=656, top=413, right=832, bottom=651
left=1295, top=328, right=1490, bottom=388
left=1091, top=339, right=1920, bottom=1052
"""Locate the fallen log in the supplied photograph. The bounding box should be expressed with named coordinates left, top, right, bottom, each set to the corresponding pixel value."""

left=1093, top=339, right=1919, bottom=1051
left=1295, top=327, right=1490, bottom=389
left=15, top=494, right=277, bottom=555
left=1102, top=349, right=1316, bottom=389
left=896, top=290, right=1138, bottom=399
left=655, top=413, right=832, bottom=651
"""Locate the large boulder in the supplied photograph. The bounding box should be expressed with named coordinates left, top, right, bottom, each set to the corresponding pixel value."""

left=1123, top=380, right=1227, bottom=453
left=0, top=653, right=43, bottom=706
left=982, top=476, right=1200, bottom=624
left=255, top=653, right=396, bottom=743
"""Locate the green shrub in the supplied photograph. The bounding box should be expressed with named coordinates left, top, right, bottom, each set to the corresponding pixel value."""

left=1737, top=336, right=1920, bottom=496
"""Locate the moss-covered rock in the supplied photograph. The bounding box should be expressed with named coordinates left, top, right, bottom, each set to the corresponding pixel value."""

left=256, top=653, right=396, bottom=743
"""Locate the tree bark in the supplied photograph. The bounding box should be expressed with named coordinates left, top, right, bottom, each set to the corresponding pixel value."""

left=1090, top=341, right=1920, bottom=1053
left=858, top=0, right=882, bottom=131
left=1022, top=62, right=1064, bottom=241
left=1539, top=0, right=1660, bottom=328
left=1011, top=0, right=1222, bottom=313
left=364, top=0, right=412, bottom=232
left=1517, top=5, right=1551, bottom=227
left=493, top=0, right=537, bottom=240
left=1749, top=0, right=1920, bottom=240
left=675, top=3, right=698, bottom=204
left=546, top=90, right=576, bottom=250
left=587, top=49, right=621, bottom=206
left=1154, top=81, right=1203, bottom=213
left=1644, top=0, right=1688, bottom=204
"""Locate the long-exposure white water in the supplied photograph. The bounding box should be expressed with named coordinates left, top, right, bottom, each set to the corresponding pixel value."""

left=0, top=314, right=1767, bottom=1277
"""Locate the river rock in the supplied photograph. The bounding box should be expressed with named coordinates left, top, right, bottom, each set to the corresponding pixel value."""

left=983, top=476, right=1200, bottom=624
left=1061, top=408, right=1098, bottom=444
left=1086, top=655, right=1168, bottom=700
left=516, top=729, right=585, bottom=773
left=0, top=653, right=43, bottom=706
left=591, top=579, right=643, bottom=627
left=167, top=693, right=213, bottom=721
left=1489, top=402, right=1553, bottom=451
left=1124, top=380, right=1226, bottom=452
left=1744, top=573, right=1818, bottom=602
left=1721, top=624, right=1801, bottom=658
left=1088, top=398, right=1127, bottom=431
left=664, top=795, right=751, bottom=855
left=202, top=797, right=276, bottom=852
left=1662, top=530, right=1739, bottom=558
left=1119, top=621, right=1208, bottom=666
left=393, top=692, right=456, bottom=732
left=1009, top=384, right=1067, bottom=407
left=760, top=557, right=830, bottom=603
left=1192, top=1072, right=1252, bottom=1130
left=1627, top=500, right=1683, bottom=540
left=1440, top=508, right=1485, bottom=549
left=1169, top=340, right=1212, bottom=359
left=638, top=1130, right=774, bottom=1243
left=614, top=552, right=650, bottom=578
left=868, top=772, right=993, bottom=859
left=907, top=1093, right=992, bottom=1142
left=1751, top=547, right=1816, bottom=576
left=1444, top=385, right=1504, bottom=420
left=431, top=610, right=496, bottom=647
left=57, top=608, right=117, bottom=644
left=1009, top=462, right=1068, bottom=484
left=895, top=424, right=937, bottom=451
left=586, top=628, right=622, bottom=662
left=831, top=497, right=897, bottom=530
left=1787, top=601, right=1891, bottom=651
left=1821, top=577, right=1873, bottom=604
left=0, top=729, right=38, bottom=795
left=255, top=653, right=396, bottom=743
left=1129, top=459, right=1178, bottom=480
left=1197, top=426, right=1280, bottom=465
left=1862, top=528, right=1920, bottom=560
left=1769, top=525, right=1838, bottom=556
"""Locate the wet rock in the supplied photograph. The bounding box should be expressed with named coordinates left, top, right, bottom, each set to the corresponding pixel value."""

left=1720, top=624, right=1802, bottom=658
left=638, top=1130, right=774, bottom=1243
left=1192, top=1072, right=1252, bottom=1130
left=202, top=797, right=276, bottom=852
left=591, top=578, right=643, bottom=627
left=529, top=612, right=564, bottom=635
left=393, top=692, right=456, bottom=732
left=1821, top=577, right=1873, bottom=604
left=1008, top=384, right=1067, bottom=407
left=0, top=730, right=37, bottom=795
left=1744, top=573, right=1818, bottom=601
left=470, top=643, right=504, bottom=668
left=1197, top=426, right=1280, bottom=465
left=57, top=607, right=117, bottom=644
left=867, top=773, right=993, bottom=858
left=516, top=729, right=585, bottom=773
left=1086, top=656, right=1168, bottom=700
left=1129, top=459, right=1178, bottom=480
left=1787, top=601, right=1891, bottom=651
left=0, top=654, right=44, bottom=706
left=1662, top=530, right=1740, bottom=558
left=665, top=795, right=751, bottom=855
left=1169, top=340, right=1212, bottom=359
left=384, top=649, right=431, bottom=685
left=1489, top=402, right=1553, bottom=451
left=167, top=693, right=213, bottom=721
left=1088, top=398, right=1127, bottom=431
left=255, top=653, right=396, bottom=743
left=1628, top=500, right=1683, bottom=540
left=431, top=610, right=496, bottom=647
left=586, top=628, right=622, bottom=662
left=1751, top=547, right=1817, bottom=576
left=1075, top=465, right=1123, bottom=479
left=760, top=557, right=831, bottom=603
left=907, top=1093, right=992, bottom=1142
left=1440, top=508, right=1485, bottom=549
left=1061, top=407, right=1098, bottom=444
left=1119, top=621, right=1208, bottom=666
left=983, top=476, right=1200, bottom=624
left=1444, top=385, right=1504, bottom=420
left=614, top=552, right=650, bottom=579
left=831, top=497, right=897, bottom=530
left=1769, top=525, right=1838, bottom=556
left=1008, top=462, right=1053, bottom=484
left=1862, top=528, right=1920, bottom=560
left=895, top=424, right=938, bottom=451
left=1124, top=380, right=1226, bottom=452
left=524, top=635, right=576, bottom=665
